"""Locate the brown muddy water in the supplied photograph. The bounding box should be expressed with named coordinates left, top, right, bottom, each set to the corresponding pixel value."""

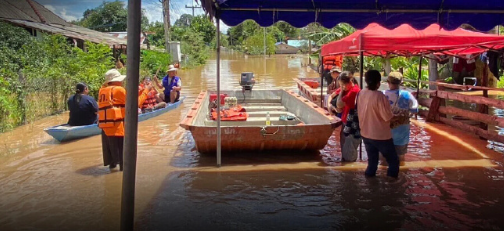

left=1, top=53, right=504, bottom=231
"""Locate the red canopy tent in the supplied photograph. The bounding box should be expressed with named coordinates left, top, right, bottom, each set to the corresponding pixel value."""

left=321, top=23, right=504, bottom=57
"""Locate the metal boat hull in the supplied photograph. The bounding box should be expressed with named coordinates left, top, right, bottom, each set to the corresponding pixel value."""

left=180, top=90, right=339, bottom=154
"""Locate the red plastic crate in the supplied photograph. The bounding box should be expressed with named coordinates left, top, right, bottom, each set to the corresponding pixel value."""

left=209, top=94, right=227, bottom=105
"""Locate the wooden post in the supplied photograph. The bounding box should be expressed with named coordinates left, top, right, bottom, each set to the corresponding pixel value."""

left=121, top=0, right=141, bottom=230
left=416, top=56, right=423, bottom=120
left=478, top=62, right=489, bottom=136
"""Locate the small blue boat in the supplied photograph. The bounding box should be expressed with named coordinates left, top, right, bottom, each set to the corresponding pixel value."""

left=44, top=96, right=186, bottom=142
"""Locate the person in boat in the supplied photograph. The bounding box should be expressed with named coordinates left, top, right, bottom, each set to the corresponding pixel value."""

left=357, top=70, right=399, bottom=178
left=98, top=69, right=127, bottom=171
left=381, top=72, right=418, bottom=164
left=67, top=83, right=98, bottom=126
left=154, top=64, right=181, bottom=104
left=138, top=76, right=166, bottom=113
left=327, top=71, right=361, bottom=161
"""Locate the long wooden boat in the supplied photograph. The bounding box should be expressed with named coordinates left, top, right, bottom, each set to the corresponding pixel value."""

left=295, top=77, right=418, bottom=108
left=180, top=89, right=340, bottom=154
left=44, top=96, right=186, bottom=142
left=294, top=78, right=326, bottom=107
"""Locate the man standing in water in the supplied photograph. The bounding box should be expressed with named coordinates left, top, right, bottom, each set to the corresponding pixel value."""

left=154, top=65, right=181, bottom=103
left=383, top=72, right=418, bottom=164
left=357, top=70, right=399, bottom=178
left=98, top=69, right=127, bottom=171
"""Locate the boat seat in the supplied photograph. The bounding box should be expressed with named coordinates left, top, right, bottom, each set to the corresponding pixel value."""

left=241, top=105, right=287, bottom=112
left=246, top=111, right=295, bottom=117
left=204, top=116, right=301, bottom=126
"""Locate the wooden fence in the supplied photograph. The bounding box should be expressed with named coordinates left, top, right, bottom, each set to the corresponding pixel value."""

left=411, top=79, right=504, bottom=144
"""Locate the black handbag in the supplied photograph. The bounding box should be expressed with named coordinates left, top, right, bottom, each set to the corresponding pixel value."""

left=343, top=94, right=360, bottom=138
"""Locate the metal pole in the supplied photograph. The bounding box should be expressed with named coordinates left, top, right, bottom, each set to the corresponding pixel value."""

left=358, top=33, right=364, bottom=161
left=416, top=56, right=423, bottom=120
left=121, top=0, right=141, bottom=230
left=216, top=18, right=222, bottom=167
left=264, top=27, right=267, bottom=56
left=320, top=54, right=324, bottom=108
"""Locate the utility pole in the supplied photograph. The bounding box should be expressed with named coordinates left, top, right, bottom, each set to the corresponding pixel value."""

left=185, top=0, right=201, bottom=17
left=160, top=0, right=170, bottom=53
left=263, top=27, right=266, bottom=56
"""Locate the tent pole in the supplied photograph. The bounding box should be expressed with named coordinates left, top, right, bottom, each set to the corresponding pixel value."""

left=216, top=18, right=222, bottom=167
left=416, top=56, right=423, bottom=120
left=320, top=54, right=324, bottom=108
left=121, top=0, right=141, bottom=230
left=358, top=32, right=364, bottom=161
left=359, top=51, right=363, bottom=161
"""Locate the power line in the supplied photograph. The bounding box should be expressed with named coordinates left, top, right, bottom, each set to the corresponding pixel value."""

left=185, top=0, right=201, bottom=16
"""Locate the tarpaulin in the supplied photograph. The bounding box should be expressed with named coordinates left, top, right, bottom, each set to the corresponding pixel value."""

left=199, top=0, right=504, bottom=31
left=321, top=23, right=504, bottom=57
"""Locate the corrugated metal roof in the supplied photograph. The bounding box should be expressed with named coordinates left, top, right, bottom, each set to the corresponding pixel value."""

left=0, top=0, right=128, bottom=47
left=0, top=0, right=70, bottom=26
left=4, top=19, right=127, bottom=46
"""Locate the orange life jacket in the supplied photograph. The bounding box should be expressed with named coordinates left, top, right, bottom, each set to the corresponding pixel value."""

left=323, top=55, right=343, bottom=71
left=138, top=84, right=157, bottom=109
left=98, top=86, right=125, bottom=128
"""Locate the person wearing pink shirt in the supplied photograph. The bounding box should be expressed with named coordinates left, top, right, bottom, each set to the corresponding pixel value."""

left=357, top=70, right=399, bottom=178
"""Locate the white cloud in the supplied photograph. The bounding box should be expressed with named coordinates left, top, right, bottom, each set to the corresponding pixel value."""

left=44, top=4, right=56, bottom=12
left=60, top=8, right=78, bottom=22
left=44, top=4, right=78, bottom=22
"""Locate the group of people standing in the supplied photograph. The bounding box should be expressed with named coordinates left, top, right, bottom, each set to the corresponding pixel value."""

left=325, top=66, right=418, bottom=178
left=66, top=64, right=182, bottom=171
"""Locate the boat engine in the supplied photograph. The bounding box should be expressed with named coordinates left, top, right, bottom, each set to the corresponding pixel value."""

left=240, top=72, right=255, bottom=91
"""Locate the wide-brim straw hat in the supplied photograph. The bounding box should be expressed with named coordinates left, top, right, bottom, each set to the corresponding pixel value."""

left=167, top=65, right=178, bottom=72
left=330, top=66, right=342, bottom=73
left=387, top=71, right=403, bottom=84
left=104, top=69, right=126, bottom=83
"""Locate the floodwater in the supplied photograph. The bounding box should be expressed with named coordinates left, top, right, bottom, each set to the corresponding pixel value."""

left=1, top=52, right=504, bottom=231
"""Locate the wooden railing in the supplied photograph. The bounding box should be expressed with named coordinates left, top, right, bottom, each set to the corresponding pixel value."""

left=413, top=80, right=504, bottom=144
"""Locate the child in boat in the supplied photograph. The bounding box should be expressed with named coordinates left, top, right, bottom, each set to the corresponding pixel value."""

left=67, top=83, right=98, bottom=126
left=138, top=76, right=166, bottom=113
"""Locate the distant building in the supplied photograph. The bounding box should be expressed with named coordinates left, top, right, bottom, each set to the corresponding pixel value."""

left=275, top=43, right=299, bottom=54
left=0, top=0, right=127, bottom=50
left=286, top=40, right=314, bottom=48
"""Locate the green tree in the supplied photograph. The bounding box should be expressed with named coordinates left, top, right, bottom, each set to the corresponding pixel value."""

left=174, top=14, right=194, bottom=28
left=243, top=32, right=276, bottom=55
left=79, top=1, right=149, bottom=32
left=274, top=21, right=299, bottom=40
left=191, top=16, right=216, bottom=44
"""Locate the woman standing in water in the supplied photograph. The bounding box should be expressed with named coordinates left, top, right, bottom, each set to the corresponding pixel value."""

left=67, top=83, right=98, bottom=126
left=383, top=72, right=418, bottom=164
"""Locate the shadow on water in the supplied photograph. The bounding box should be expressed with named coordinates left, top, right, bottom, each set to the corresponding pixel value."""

left=135, top=164, right=504, bottom=231
left=75, top=164, right=117, bottom=176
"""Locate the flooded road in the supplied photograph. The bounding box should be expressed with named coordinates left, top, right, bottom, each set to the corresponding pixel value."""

left=1, top=53, right=504, bottom=231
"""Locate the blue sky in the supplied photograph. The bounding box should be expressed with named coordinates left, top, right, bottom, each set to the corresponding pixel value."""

left=37, top=0, right=228, bottom=32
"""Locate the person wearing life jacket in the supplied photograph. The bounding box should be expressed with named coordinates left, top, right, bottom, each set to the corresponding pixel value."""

left=154, top=64, right=181, bottom=104
left=98, top=69, right=127, bottom=171
left=138, top=76, right=166, bottom=113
